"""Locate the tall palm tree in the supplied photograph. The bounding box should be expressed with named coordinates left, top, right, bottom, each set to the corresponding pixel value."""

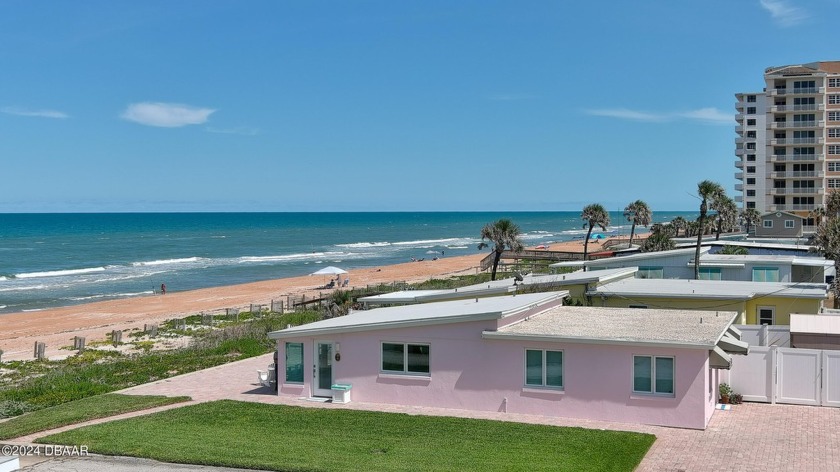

left=811, top=217, right=840, bottom=307
left=695, top=180, right=724, bottom=279
left=477, top=219, right=524, bottom=281
left=581, top=203, right=610, bottom=270
left=670, top=216, right=687, bottom=237
left=712, top=195, right=737, bottom=240
left=826, top=190, right=840, bottom=219
left=623, top=200, right=652, bottom=246
left=740, top=208, right=761, bottom=235
left=640, top=232, right=675, bottom=253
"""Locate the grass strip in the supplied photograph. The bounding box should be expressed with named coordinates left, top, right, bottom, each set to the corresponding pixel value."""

left=0, top=394, right=190, bottom=440
left=39, top=400, right=655, bottom=472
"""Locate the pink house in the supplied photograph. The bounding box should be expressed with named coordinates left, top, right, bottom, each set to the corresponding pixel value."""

left=269, top=292, right=746, bottom=429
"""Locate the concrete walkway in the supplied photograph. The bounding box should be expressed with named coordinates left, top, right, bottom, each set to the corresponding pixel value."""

left=12, top=353, right=840, bottom=471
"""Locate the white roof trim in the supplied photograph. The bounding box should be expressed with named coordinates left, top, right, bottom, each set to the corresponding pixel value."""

left=710, top=346, right=733, bottom=370
left=480, top=331, right=716, bottom=349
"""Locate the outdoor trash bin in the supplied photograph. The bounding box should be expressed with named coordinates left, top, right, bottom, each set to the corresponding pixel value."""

left=331, top=383, right=352, bottom=403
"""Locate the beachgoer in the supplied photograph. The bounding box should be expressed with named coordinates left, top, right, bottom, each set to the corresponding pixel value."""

left=161, top=283, right=166, bottom=295
left=441, top=250, right=444, bottom=256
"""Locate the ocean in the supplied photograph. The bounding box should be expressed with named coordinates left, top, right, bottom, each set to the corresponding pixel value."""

left=0, top=211, right=697, bottom=314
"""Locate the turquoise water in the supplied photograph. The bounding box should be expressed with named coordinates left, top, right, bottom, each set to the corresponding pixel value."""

left=0, top=211, right=696, bottom=313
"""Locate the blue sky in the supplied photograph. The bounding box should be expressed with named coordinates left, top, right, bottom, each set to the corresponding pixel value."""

left=2, top=0, right=839, bottom=212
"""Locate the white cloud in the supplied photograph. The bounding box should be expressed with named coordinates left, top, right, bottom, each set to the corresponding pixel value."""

left=121, top=102, right=215, bottom=128
left=1, top=106, right=69, bottom=119
left=675, top=108, right=733, bottom=125
left=584, top=108, right=668, bottom=122
left=759, top=0, right=808, bottom=27
left=585, top=107, right=732, bottom=125
left=206, top=126, right=259, bottom=136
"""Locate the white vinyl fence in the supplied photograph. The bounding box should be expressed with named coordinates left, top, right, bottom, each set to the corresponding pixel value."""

left=729, top=345, right=840, bottom=407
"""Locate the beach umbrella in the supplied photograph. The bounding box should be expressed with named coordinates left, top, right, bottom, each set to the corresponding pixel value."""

left=311, top=266, right=347, bottom=276
left=311, top=266, right=348, bottom=287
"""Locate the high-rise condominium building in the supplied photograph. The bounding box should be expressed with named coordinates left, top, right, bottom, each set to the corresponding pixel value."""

left=735, top=61, right=840, bottom=230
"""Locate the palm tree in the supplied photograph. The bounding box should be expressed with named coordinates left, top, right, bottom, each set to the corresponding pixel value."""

left=695, top=180, right=724, bottom=279
left=640, top=232, right=675, bottom=252
left=581, top=203, right=610, bottom=270
left=712, top=196, right=737, bottom=240
left=670, top=216, right=687, bottom=237
left=719, top=245, right=749, bottom=255
left=811, top=217, right=840, bottom=307
left=826, top=190, right=840, bottom=219
left=740, top=208, right=761, bottom=235
left=477, top=219, right=524, bottom=281
left=623, top=200, right=652, bottom=246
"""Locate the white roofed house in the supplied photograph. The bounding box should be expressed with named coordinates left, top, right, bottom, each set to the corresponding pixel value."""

left=587, top=277, right=827, bottom=325
left=551, top=247, right=832, bottom=284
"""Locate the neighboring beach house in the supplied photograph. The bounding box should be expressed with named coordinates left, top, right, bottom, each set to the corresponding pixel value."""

left=269, top=292, right=747, bottom=430
left=586, top=278, right=827, bottom=325
left=551, top=247, right=831, bottom=284
left=754, top=211, right=804, bottom=238
left=357, top=267, right=637, bottom=307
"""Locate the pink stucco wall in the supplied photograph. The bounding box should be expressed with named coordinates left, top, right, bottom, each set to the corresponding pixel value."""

left=278, top=316, right=715, bottom=429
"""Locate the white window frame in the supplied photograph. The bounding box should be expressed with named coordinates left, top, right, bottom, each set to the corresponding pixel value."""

left=830, top=95, right=840, bottom=105
left=784, top=220, right=795, bottom=229
left=757, top=306, right=776, bottom=325
left=829, top=179, right=840, bottom=189
left=830, top=111, right=840, bottom=122
left=831, top=78, right=840, bottom=88
left=830, top=128, right=840, bottom=138
left=828, top=162, right=840, bottom=172
left=763, top=220, right=773, bottom=228
left=381, top=342, right=430, bottom=376
left=632, top=355, right=675, bottom=397
left=830, top=145, right=840, bottom=155
left=524, top=349, right=564, bottom=389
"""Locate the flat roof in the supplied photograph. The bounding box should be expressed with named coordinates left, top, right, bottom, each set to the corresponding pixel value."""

left=700, top=254, right=832, bottom=268
left=675, top=240, right=813, bottom=252
left=357, top=282, right=516, bottom=305
left=269, top=291, right=567, bottom=339
left=589, top=278, right=827, bottom=300
left=485, top=306, right=737, bottom=349
left=550, top=247, right=705, bottom=268
left=521, top=267, right=638, bottom=285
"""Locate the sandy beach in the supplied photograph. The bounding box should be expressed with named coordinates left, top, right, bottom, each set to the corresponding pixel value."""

left=0, top=236, right=620, bottom=362
left=0, top=254, right=486, bottom=361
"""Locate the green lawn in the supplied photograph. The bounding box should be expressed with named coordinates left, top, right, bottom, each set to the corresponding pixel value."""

left=0, top=394, right=190, bottom=440
left=39, top=400, right=655, bottom=471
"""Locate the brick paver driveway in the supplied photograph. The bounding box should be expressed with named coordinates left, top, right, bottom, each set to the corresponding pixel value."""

left=21, top=354, right=840, bottom=471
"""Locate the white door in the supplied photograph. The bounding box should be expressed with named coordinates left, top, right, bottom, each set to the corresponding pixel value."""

left=314, top=342, right=334, bottom=397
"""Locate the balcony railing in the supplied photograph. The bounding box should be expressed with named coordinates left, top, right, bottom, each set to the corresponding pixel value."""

left=771, top=138, right=823, bottom=145
left=735, top=172, right=744, bottom=180
left=773, top=87, right=824, bottom=95
left=771, top=104, right=824, bottom=112
left=769, top=171, right=825, bottom=178
left=769, top=187, right=823, bottom=195
left=735, top=161, right=744, bottom=169
left=735, top=195, right=743, bottom=202
left=769, top=204, right=818, bottom=211
left=770, top=153, right=824, bottom=162
left=770, top=121, right=820, bottom=129
left=735, top=183, right=744, bottom=191
left=735, top=148, right=746, bottom=156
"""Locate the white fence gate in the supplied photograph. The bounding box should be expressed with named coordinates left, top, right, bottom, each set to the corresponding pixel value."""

left=729, top=346, right=840, bottom=407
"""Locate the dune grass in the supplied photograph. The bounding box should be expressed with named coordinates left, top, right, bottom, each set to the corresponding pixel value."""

left=39, top=400, right=655, bottom=472
left=0, top=311, right=323, bottom=418
left=0, top=394, right=190, bottom=440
